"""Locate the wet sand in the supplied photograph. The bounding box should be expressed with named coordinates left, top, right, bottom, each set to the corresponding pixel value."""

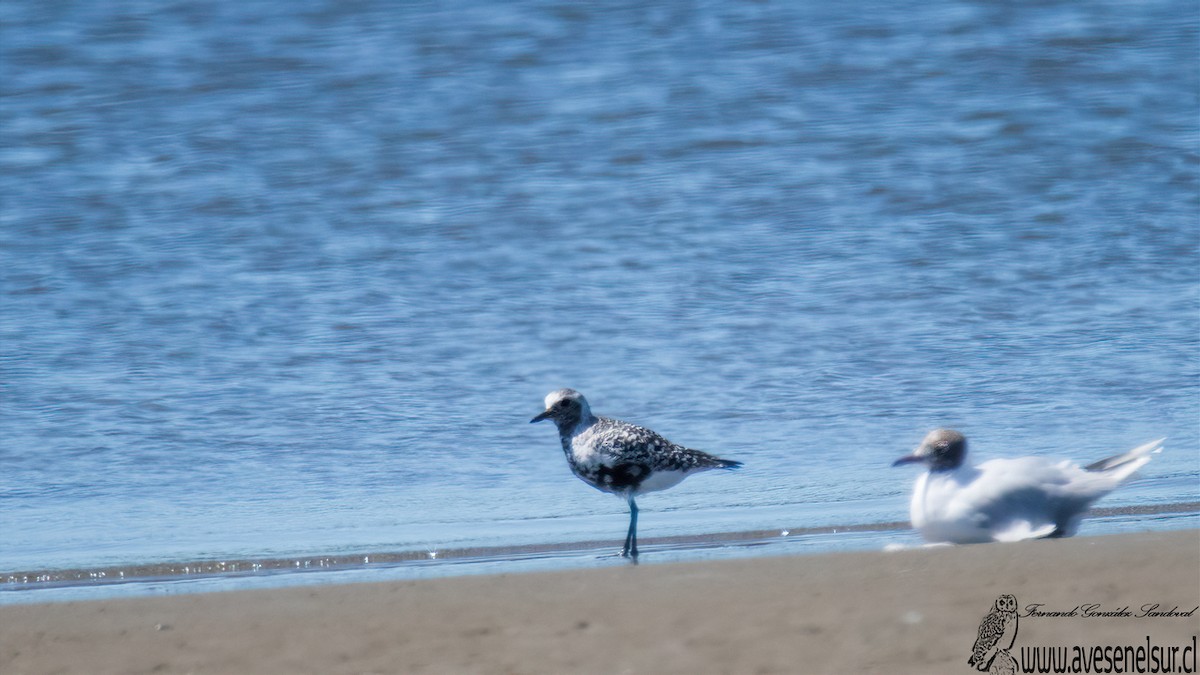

left=8, top=502, right=1198, bottom=592
left=2, top=529, right=1197, bottom=675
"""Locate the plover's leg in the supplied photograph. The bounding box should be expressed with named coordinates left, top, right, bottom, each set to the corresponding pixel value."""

left=621, top=495, right=639, bottom=561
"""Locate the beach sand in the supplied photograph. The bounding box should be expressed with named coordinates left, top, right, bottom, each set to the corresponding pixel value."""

left=3, top=529, right=1197, bottom=675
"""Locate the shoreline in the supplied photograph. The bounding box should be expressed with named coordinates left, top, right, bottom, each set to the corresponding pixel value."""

left=2, top=529, right=1197, bottom=675
left=4, top=500, right=1197, bottom=600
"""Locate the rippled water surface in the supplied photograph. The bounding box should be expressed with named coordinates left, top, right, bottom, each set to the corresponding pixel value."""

left=1, top=0, right=1197, bottom=597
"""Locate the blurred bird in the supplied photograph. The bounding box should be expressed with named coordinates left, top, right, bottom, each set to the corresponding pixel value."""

left=893, top=429, right=1162, bottom=544
left=531, top=388, right=742, bottom=561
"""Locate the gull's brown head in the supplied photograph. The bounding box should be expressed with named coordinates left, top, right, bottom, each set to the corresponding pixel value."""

left=893, top=428, right=967, bottom=472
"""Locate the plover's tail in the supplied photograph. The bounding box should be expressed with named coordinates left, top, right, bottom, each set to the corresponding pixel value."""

left=1083, top=437, right=1164, bottom=481
left=671, top=446, right=742, bottom=472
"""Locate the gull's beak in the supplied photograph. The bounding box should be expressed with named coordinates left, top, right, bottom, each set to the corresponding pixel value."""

left=530, top=409, right=552, bottom=424
left=892, top=446, right=927, bottom=467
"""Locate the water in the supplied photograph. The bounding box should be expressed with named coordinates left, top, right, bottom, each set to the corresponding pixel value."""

left=1, top=0, right=1197, bottom=601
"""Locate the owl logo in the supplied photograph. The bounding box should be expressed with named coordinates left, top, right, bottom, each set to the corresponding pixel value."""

left=968, top=594, right=1019, bottom=673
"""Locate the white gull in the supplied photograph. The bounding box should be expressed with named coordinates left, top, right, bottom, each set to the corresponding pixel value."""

left=893, top=429, right=1163, bottom=544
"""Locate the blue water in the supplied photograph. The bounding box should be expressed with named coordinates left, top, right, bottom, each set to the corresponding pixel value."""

left=1, top=0, right=1198, bottom=598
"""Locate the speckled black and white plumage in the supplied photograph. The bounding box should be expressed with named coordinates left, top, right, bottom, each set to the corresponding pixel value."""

left=531, top=388, right=742, bottom=561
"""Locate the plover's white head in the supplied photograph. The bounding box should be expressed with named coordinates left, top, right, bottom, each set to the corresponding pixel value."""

left=893, top=428, right=967, bottom=472
left=530, top=388, right=592, bottom=429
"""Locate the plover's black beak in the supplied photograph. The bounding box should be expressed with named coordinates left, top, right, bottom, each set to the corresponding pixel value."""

left=530, top=410, right=552, bottom=424
left=892, top=453, right=925, bottom=467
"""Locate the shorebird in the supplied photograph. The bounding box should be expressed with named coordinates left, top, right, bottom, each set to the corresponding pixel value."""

left=531, top=388, right=742, bottom=561
left=893, top=429, right=1163, bottom=544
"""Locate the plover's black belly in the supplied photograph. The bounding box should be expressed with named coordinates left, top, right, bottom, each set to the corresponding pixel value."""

left=574, top=462, right=651, bottom=494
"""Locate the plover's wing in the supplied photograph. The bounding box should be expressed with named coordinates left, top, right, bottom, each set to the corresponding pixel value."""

left=586, top=418, right=730, bottom=468
left=587, top=418, right=673, bottom=465
left=649, top=442, right=740, bottom=472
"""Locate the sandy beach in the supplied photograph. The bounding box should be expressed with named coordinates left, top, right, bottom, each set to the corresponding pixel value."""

left=3, top=529, right=1198, bottom=675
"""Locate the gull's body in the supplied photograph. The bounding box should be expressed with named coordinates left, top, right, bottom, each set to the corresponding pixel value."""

left=531, top=389, right=741, bottom=560
left=895, top=429, right=1162, bottom=544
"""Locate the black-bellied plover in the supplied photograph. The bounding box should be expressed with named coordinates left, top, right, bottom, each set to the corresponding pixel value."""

left=893, top=429, right=1163, bottom=544
left=530, top=388, right=742, bottom=561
